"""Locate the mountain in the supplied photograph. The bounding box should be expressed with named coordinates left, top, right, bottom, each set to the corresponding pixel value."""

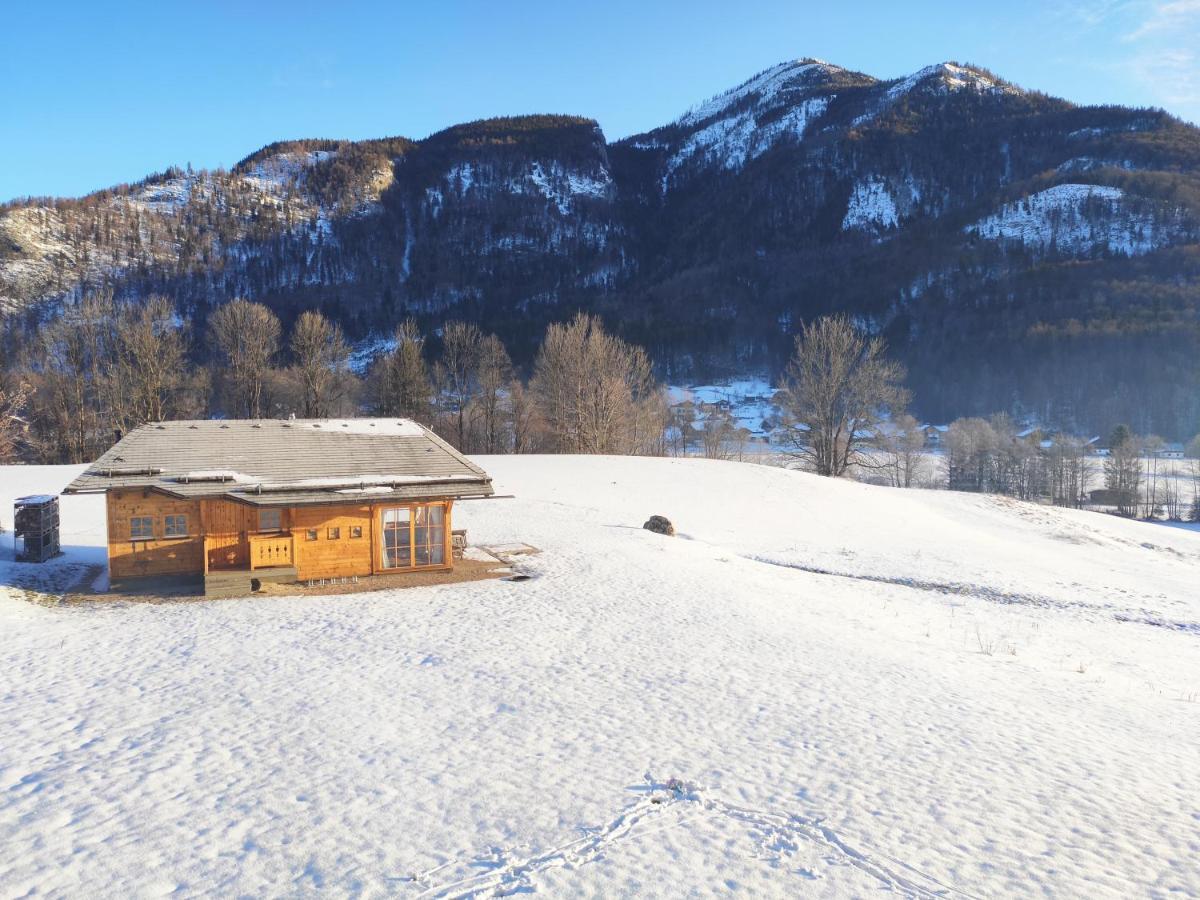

left=3, top=58, right=1200, bottom=435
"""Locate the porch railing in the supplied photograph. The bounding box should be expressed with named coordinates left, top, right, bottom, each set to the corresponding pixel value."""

left=248, top=533, right=295, bottom=570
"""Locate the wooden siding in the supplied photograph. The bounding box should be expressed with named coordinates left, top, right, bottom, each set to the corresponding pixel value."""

left=106, top=489, right=203, bottom=580
left=104, top=492, right=455, bottom=585
left=291, top=503, right=375, bottom=579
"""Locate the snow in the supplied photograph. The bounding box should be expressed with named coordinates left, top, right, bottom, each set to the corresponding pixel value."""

left=676, top=60, right=833, bottom=128
left=854, top=62, right=1021, bottom=127
left=248, top=473, right=478, bottom=492
left=1056, top=156, right=1137, bottom=174
left=668, top=376, right=780, bottom=438
left=1, top=456, right=1199, bottom=897
left=842, top=176, right=899, bottom=231
left=663, top=96, right=829, bottom=189
left=295, top=418, right=425, bottom=436
left=966, top=183, right=1183, bottom=256
left=349, top=336, right=399, bottom=374
left=176, top=470, right=256, bottom=483
left=242, top=149, right=336, bottom=195
left=657, top=59, right=841, bottom=190
left=446, top=162, right=475, bottom=195
left=527, top=162, right=612, bottom=215
left=887, top=62, right=1015, bottom=102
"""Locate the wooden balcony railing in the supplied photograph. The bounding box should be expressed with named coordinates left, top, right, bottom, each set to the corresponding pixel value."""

left=248, top=533, right=295, bottom=570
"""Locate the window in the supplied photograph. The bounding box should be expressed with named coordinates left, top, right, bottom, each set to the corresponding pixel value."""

left=258, top=509, right=281, bottom=532
left=413, top=504, right=446, bottom=566
left=381, top=507, right=410, bottom=569
left=305, top=529, right=318, bottom=542
left=164, top=514, right=188, bottom=537
left=349, top=525, right=363, bottom=539
left=327, top=526, right=341, bottom=540
left=130, top=516, right=154, bottom=540
left=381, top=504, right=446, bottom=569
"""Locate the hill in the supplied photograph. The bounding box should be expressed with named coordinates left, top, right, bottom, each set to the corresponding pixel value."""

left=1, top=456, right=1198, bottom=896
left=2, top=58, right=1200, bottom=435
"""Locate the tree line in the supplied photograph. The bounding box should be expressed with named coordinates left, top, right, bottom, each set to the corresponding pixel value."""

left=0, top=294, right=667, bottom=464
left=1, top=300, right=1197, bottom=525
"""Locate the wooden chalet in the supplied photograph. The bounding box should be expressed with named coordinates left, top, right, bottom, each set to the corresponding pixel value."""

left=63, top=419, right=494, bottom=597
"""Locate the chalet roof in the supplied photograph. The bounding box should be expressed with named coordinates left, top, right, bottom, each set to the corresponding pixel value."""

left=62, top=419, right=493, bottom=507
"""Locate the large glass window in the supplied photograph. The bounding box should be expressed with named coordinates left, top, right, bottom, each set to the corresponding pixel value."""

left=130, top=516, right=154, bottom=539
left=164, top=514, right=188, bottom=537
left=414, top=504, right=446, bottom=566
left=381, top=504, right=446, bottom=569
left=257, top=509, right=282, bottom=532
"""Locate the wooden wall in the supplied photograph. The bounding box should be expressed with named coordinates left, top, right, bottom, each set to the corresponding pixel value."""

left=104, top=492, right=455, bottom=583
left=106, top=489, right=203, bottom=580
left=292, top=503, right=374, bottom=579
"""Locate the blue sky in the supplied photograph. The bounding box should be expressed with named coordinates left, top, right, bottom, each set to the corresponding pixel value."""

left=4, top=0, right=1198, bottom=202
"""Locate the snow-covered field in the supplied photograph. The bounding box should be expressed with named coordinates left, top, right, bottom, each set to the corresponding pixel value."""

left=2, top=457, right=1199, bottom=897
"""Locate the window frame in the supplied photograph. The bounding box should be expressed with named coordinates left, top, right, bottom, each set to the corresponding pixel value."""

left=305, top=529, right=318, bottom=542
left=349, top=525, right=363, bottom=539
left=380, top=503, right=448, bottom=570
left=130, top=516, right=154, bottom=540
left=163, top=514, right=188, bottom=538
left=327, top=526, right=341, bottom=540
left=257, top=508, right=282, bottom=533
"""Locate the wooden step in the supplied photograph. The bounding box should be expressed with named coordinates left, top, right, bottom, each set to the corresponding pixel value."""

left=204, top=566, right=298, bottom=598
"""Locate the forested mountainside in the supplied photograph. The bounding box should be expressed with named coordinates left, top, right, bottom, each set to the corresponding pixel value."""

left=3, top=58, right=1199, bottom=436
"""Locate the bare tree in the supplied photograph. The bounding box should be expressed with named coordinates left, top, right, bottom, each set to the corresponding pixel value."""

left=666, top=400, right=698, bottom=457
left=32, top=293, right=115, bottom=462
left=531, top=313, right=664, bottom=455
left=1103, top=425, right=1142, bottom=517
left=208, top=298, right=281, bottom=418
left=112, top=296, right=190, bottom=428
left=437, top=321, right=483, bottom=451
left=699, top=406, right=750, bottom=461
left=1045, top=435, right=1091, bottom=507
left=290, top=310, right=350, bottom=418
left=507, top=379, right=542, bottom=454
left=880, top=413, right=927, bottom=487
left=777, top=316, right=909, bottom=477
left=370, top=319, right=432, bottom=421
left=472, top=334, right=513, bottom=453
left=0, top=379, right=29, bottom=462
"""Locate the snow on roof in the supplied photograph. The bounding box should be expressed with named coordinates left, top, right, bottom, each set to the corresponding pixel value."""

left=176, top=470, right=256, bottom=483
left=300, top=419, right=425, bottom=436
left=62, top=418, right=492, bottom=502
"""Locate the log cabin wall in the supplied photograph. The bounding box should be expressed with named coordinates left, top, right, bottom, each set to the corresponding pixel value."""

left=106, top=489, right=204, bottom=580
left=199, top=498, right=293, bottom=572
left=291, top=503, right=375, bottom=579
left=104, top=492, right=456, bottom=583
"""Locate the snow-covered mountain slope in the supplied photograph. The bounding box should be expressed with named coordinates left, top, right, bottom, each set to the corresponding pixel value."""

left=652, top=59, right=852, bottom=189
left=0, top=148, right=366, bottom=310
left=2, top=457, right=1198, bottom=897
left=966, top=183, right=1192, bottom=255
left=3, top=59, right=1200, bottom=435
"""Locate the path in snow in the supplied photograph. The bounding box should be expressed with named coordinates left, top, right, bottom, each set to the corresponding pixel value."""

left=413, top=775, right=964, bottom=899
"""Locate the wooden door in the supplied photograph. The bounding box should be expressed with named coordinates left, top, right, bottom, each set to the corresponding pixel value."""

left=201, top=499, right=248, bottom=570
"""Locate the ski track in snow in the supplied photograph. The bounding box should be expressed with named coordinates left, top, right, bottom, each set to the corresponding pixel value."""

left=413, top=775, right=962, bottom=899
left=740, top=553, right=1200, bottom=635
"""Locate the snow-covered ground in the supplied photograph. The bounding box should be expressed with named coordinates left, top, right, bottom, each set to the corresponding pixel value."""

left=2, top=457, right=1199, bottom=897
